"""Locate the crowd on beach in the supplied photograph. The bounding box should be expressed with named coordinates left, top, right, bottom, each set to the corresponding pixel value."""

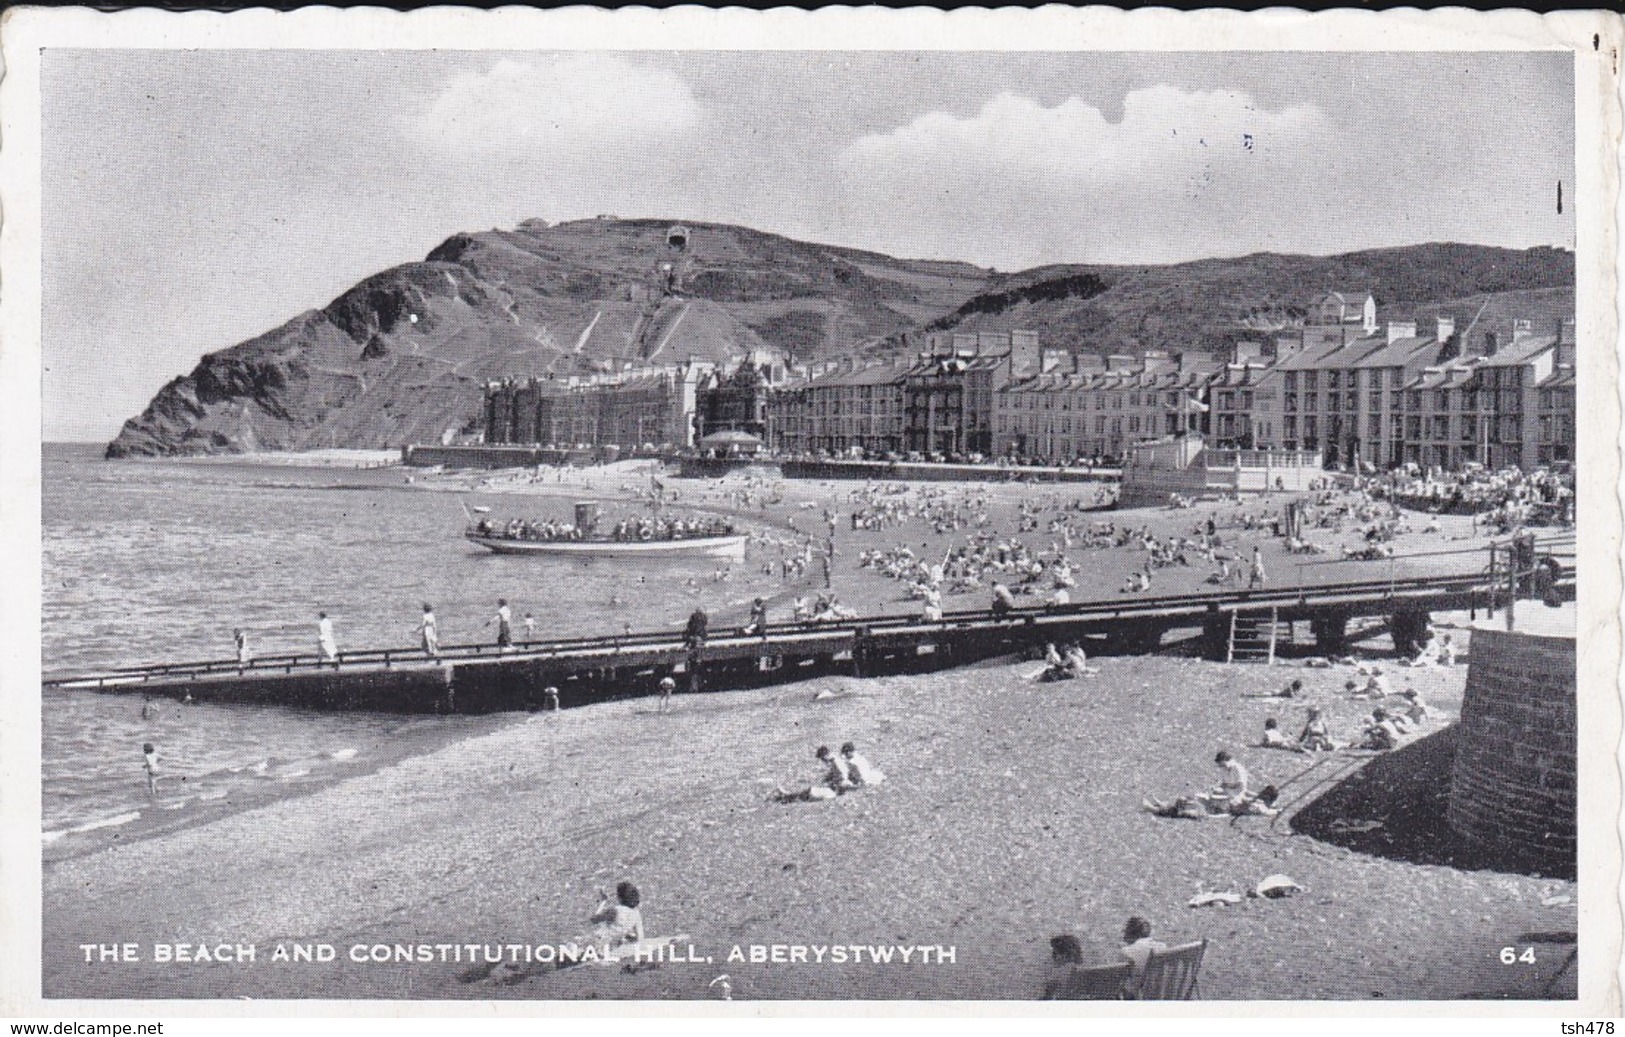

left=1362, top=464, right=1574, bottom=531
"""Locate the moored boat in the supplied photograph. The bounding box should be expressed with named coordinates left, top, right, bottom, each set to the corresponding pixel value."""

left=464, top=529, right=746, bottom=559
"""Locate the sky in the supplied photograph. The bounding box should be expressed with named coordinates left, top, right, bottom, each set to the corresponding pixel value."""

left=42, top=50, right=1575, bottom=441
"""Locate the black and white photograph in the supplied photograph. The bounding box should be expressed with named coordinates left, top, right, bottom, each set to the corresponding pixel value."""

left=2, top=5, right=1620, bottom=1019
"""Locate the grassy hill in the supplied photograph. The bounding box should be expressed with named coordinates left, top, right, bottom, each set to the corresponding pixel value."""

left=106, top=221, right=1574, bottom=457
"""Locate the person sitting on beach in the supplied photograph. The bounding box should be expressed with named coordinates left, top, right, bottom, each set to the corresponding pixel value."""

left=1064, top=643, right=1098, bottom=677
left=1298, top=707, right=1336, bottom=752
left=1398, top=687, right=1432, bottom=726
left=840, top=742, right=885, bottom=787
left=1209, top=750, right=1250, bottom=806
left=1037, top=642, right=1073, bottom=682
left=1119, top=917, right=1168, bottom=999
left=1261, top=718, right=1290, bottom=749
left=1042, top=934, right=1087, bottom=1000
left=1355, top=708, right=1401, bottom=751
left=589, top=881, right=645, bottom=951
left=1228, top=784, right=1282, bottom=818
left=770, top=745, right=852, bottom=802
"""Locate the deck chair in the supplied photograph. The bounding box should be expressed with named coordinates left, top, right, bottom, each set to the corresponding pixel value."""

left=1138, top=938, right=1208, bottom=1000
left=1047, top=962, right=1132, bottom=1000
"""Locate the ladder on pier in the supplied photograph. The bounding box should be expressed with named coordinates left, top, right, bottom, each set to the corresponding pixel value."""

left=1226, top=607, right=1293, bottom=665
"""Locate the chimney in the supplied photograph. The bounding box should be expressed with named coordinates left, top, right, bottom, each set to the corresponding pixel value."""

left=1435, top=315, right=1455, bottom=343
left=1107, top=354, right=1137, bottom=372
left=1512, top=319, right=1534, bottom=343
left=842, top=357, right=856, bottom=373
left=1386, top=320, right=1417, bottom=345
left=1558, top=316, right=1576, bottom=345
left=1482, top=331, right=1499, bottom=357
left=1041, top=349, right=1066, bottom=374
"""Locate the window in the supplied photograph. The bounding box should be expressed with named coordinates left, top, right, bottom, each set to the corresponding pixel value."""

left=1328, top=371, right=1341, bottom=390
left=1284, top=393, right=1298, bottom=413
left=1436, top=390, right=1450, bottom=410
left=1095, top=416, right=1105, bottom=434
left=1284, top=372, right=1298, bottom=391
left=1305, top=392, right=1319, bottom=411
left=1304, top=372, right=1319, bottom=391
left=1240, top=391, right=1254, bottom=409
left=1219, top=391, right=1235, bottom=409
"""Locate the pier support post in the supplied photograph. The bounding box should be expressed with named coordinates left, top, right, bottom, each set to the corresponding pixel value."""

left=1202, top=605, right=1227, bottom=660
left=1311, top=612, right=1349, bottom=655
left=1390, top=609, right=1432, bottom=659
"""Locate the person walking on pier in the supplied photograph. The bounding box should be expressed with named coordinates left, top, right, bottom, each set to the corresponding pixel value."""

left=419, top=604, right=440, bottom=658
left=488, top=599, right=514, bottom=652
left=1249, top=545, right=1268, bottom=590
left=234, top=628, right=252, bottom=672
left=317, top=611, right=338, bottom=665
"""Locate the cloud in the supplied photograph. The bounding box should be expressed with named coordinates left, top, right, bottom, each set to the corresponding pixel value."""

left=417, top=54, right=700, bottom=157
left=832, top=86, right=1331, bottom=266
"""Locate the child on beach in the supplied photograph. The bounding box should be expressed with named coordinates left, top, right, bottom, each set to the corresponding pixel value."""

left=1261, top=718, right=1290, bottom=749
left=142, top=743, right=159, bottom=796
left=658, top=676, right=676, bottom=714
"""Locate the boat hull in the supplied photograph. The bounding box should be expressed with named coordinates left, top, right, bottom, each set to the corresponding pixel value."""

left=466, top=532, right=746, bottom=560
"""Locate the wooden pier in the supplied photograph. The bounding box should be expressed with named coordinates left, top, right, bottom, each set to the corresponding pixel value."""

left=44, top=558, right=1573, bottom=714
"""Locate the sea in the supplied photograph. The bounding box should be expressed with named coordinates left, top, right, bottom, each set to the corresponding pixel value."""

left=40, top=442, right=787, bottom=852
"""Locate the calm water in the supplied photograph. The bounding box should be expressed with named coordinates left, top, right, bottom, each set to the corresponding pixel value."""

left=41, top=443, right=785, bottom=845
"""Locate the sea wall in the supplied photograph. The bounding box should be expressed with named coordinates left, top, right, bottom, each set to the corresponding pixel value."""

left=1446, top=627, right=1577, bottom=875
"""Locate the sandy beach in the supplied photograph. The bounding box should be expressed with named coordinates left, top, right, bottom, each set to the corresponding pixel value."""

left=44, top=631, right=1577, bottom=1001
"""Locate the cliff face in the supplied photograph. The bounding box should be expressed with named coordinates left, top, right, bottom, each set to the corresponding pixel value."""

left=105, top=219, right=1575, bottom=457
left=106, top=219, right=991, bottom=456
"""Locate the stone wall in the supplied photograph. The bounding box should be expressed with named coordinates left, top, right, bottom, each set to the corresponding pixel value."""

left=1446, top=627, right=1576, bottom=875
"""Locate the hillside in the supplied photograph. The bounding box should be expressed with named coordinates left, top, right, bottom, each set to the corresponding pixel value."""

left=106, top=222, right=1574, bottom=457
left=877, top=243, right=1575, bottom=360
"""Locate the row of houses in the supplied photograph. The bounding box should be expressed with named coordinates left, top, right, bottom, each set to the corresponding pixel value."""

left=483, top=292, right=1577, bottom=473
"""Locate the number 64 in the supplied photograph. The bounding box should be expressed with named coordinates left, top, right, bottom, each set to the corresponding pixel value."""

left=1499, top=946, right=1536, bottom=964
